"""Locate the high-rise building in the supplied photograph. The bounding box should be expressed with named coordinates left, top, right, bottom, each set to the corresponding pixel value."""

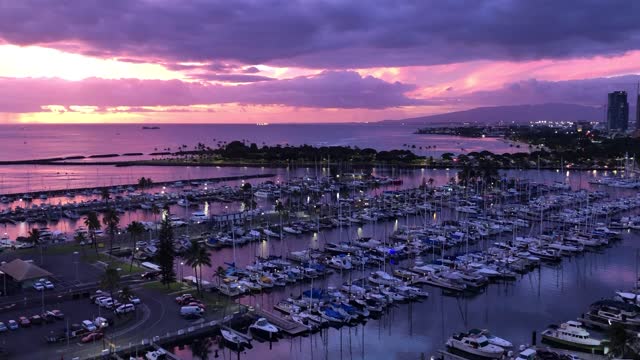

left=636, top=83, right=640, bottom=130
left=607, top=91, right=629, bottom=131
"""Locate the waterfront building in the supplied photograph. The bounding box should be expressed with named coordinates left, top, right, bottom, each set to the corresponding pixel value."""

left=636, top=83, right=640, bottom=130
left=607, top=91, right=629, bottom=131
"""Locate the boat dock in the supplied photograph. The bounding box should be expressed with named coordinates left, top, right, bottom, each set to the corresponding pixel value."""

left=436, top=347, right=609, bottom=360
left=252, top=308, right=309, bottom=336
left=577, top=313, right=640, bottom=336
left=153, top=343, right=182, bottom=360
left=222, top=325, right=253, bottom=342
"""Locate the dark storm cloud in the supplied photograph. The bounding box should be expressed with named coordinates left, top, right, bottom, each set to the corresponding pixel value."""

left=0, top=71, right=427, bottom=111
left=0, top=0, right=639, bottom=69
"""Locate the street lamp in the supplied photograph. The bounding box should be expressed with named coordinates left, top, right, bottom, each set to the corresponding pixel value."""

left=73, top=251, right=79, bottom=283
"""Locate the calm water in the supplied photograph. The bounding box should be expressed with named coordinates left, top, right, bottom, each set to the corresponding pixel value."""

left=0, top=123, right=524, bottom=162
left=172, top=211, right=640, bottom=360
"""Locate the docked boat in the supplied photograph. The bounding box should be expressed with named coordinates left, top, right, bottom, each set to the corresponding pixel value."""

left=368, top=271, right=403, bottom=286
left=468, top=329, right=512, bottom=348
left=446, top=332, right=505, bottom=359
left=249, top=318, right=280, bottom=339
left=220, top=328, right=250, bottom=349
left=541, top=321, right=605, bottom=353
left=327, top=255, right=352, bottom=270
left=274, top=300, right=301, bottom=315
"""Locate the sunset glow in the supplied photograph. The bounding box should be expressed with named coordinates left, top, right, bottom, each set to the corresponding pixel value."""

left=1, top=1, right=639, bottom=123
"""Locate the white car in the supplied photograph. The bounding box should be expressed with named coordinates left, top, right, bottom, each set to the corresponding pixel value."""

left=40, top=279, right=54, bottom=290
left=81, top=320, right=97, bottom=332
left=128, top=296, right=141, bottom=305
left=94, top=296, right=108, bottom=305
left=94, top=316, right=108, bottom=328
left=32, top=282, right=44, bottom=291
left=115, top=303, right=135, bottom=314
left=98, top=298, right=114, bottom=308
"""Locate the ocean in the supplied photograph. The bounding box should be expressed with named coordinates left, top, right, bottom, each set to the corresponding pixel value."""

left=0, top=123, right=523, bottom=162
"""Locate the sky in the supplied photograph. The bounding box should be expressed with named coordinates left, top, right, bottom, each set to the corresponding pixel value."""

left=1, top=0, right=640, bottom=124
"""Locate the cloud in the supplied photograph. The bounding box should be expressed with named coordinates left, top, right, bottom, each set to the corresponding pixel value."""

left=188, top=73, right=275, bottom=83
left=1, top=1, right=639, bottom=69
left=0, top=71, right=426, bottom=112
left=459, top=74, right=640, bottom=106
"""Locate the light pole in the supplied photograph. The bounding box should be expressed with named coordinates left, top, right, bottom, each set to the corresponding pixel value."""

left=180, top=262, right=184, bottom=283
left=73, top=251, right=79, bottom=283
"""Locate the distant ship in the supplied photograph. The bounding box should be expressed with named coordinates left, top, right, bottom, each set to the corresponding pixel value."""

left=142, top=126, right=160, bottom=130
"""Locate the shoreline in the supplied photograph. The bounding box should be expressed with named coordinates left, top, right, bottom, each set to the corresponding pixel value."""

left=0, top=158, right=624, bottom=171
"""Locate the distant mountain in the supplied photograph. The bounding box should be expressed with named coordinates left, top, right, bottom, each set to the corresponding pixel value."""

left=384, top=103, right=606, bottom=126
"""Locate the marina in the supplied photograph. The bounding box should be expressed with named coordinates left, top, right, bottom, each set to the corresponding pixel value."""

left=1, top=166, right=638, bottom=359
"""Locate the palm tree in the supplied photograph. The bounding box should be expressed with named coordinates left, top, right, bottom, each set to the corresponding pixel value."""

left=607, top=322, right=630, bottom=357
left=118, top=285, right=133, bottom=304
left=74, top=232, right=87, bottom=254
left=84, top=212, right=101, bottom=254
left=137, top=177, right=153, bottom=193
left=214, top=266, right=226, bottom=287
left=103, top=209, right=120, bottom=255
left=126, top=221, right=145, bottom=271
left=27, top=228, right=42, bottom=263
left=27, top=228, right=41, bottom=246
left=183, top=240, right=212, bottom=296
left=190, top=337, right=213, bottom=360
left=100, top=265, right=121, bottom=308
left=151, top=203, right=160, bottom=233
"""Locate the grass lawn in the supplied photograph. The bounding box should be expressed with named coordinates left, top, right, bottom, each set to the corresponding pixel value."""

left=143, top=280, right=190, bottom=293
left=82, top=252, right=144, bottom=275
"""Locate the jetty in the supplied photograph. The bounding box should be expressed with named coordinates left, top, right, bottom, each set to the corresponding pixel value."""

left=252, top=308, right=309, bottom=336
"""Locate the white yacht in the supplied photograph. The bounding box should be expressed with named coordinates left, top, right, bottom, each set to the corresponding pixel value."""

left=368, top=271, right=403, bottom=286
left=468, top=328, right=512, bottom=348
left=446, top=332, right=505, bottom=358
left=541, top=321, right=604, bottom=352
left=249, top=318, right=279, bottom=339
left=190, top=210, right=208, bottom=223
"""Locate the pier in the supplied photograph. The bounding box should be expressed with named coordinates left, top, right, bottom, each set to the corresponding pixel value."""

left=252, top=308, right=309, bottom=336
left=0, top=173, right=276, bottom=198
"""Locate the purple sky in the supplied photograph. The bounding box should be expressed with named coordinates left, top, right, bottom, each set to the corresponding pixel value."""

left=0, top=0, right=639, bottom=122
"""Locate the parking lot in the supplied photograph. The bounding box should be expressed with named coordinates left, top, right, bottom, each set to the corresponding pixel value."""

left=0, top=283, right=226, bottom=359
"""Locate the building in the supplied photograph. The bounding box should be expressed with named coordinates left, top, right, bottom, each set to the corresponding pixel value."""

left=0, top=259, right=52, bottom=290
left=636, top=83, right=640, bottom=130
left=607, top=91, right=629, bottom=131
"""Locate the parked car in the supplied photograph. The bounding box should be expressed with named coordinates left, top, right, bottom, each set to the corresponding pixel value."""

left=81, top=320, right=97, bottom=332
left=32, top=282, right=44, bottom=291
left=94, top=296, right=108, bottom=305
left=115, top=303, right=135, bottom=314
left=175, top=294, right=194, bottom=305
left=46, top=310, right=64, bottom=320
left=42, top=279, right=54, bottom=290
left=41, top=313, right=55, bottom=323
left=100, top=298, right=117, bottom=309
left=128, top=296, right=141, bottom=305
left=180, top=306, right=204, bottom=318
left=18, top=317, right=31, bottom=327
left=30, top=315, right=43, bottom=325
left=141, top=271, right=160, bottom=280
left=7, top=320, right=18, bottom=330
left=81, top=332, right=103, bottom=343
left=94, top=317, right=108, bottom=329
left=0, top=322, right=8, bottom=332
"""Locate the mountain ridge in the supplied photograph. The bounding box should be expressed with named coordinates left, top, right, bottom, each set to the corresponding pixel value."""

left=382, top=103, right=607, bottom=125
